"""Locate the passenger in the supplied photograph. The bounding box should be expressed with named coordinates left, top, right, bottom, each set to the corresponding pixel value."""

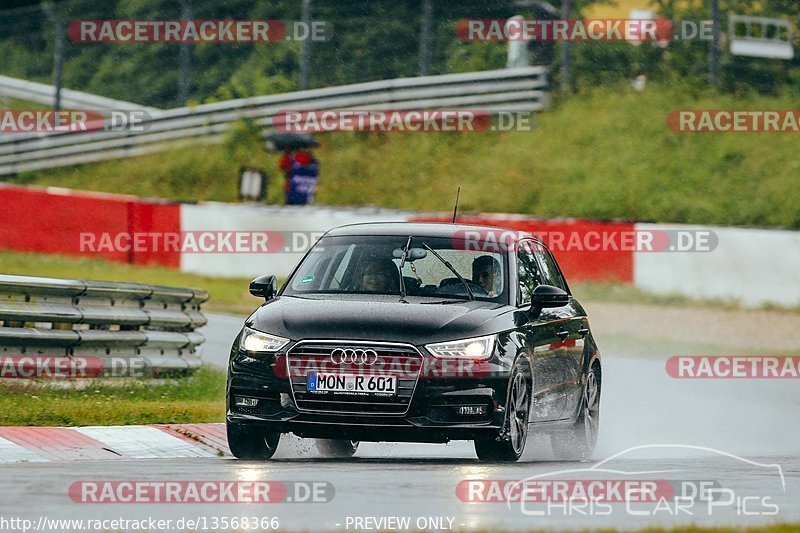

left=359, top=258, right=398, bottom=292
left=471, top=255, right=501, bottom=297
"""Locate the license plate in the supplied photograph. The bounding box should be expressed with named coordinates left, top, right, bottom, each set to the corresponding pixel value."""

left=307, top=372, right=397, bottom=395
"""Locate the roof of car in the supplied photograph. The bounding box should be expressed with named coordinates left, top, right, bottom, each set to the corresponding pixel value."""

left=324, top=221, right=542, bottom=244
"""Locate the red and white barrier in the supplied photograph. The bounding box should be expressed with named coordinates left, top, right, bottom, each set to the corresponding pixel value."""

left=410, top=213, right=635, bottom=283
left=0, top=184, right=180, bottom=267
left=1, top=184, right=798, bottom=307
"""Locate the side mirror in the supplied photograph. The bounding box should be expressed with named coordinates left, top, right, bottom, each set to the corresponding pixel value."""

left=530, top=284, right=569, bottom=315
left=249, top=275, right=277, bottom=301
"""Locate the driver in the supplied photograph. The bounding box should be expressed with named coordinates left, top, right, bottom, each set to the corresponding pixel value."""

left=359, top=257, right=398, bottom=292
left=471, top=255, right=501, bottom=297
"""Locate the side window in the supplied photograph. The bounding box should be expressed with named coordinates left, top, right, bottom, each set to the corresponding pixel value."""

left=536, top=248, right=567, bottom=291
left=517, top=241, right=540, bottom=305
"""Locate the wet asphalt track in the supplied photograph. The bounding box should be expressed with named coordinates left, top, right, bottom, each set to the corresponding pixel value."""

left=1, top=312, right=799, bottom=531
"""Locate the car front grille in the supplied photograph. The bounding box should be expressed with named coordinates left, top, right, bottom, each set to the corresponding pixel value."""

left=286, top=341, right=423, bottom=416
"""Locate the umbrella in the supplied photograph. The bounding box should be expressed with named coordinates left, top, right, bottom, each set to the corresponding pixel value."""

left=264, top=131, right=319, bottom=152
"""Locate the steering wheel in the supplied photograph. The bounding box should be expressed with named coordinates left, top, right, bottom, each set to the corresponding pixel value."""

left=466, top=281, right=489, bottom=297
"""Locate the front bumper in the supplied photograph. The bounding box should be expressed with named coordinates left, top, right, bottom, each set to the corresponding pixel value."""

left=227, top=341, right=513, bottom=443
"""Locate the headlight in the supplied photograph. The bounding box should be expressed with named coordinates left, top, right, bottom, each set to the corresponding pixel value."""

left=425, top=334, right=497, bottom=359
left=239, top=327, right=289, bottom=353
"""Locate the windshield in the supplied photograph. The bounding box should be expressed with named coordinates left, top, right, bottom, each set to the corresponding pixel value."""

left=283, top=235, right=507, bottom=303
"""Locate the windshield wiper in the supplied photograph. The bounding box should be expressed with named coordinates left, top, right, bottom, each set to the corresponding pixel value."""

left=421, top=242, right=475, bottom=301
left=398, top=236, right=412, bottom=302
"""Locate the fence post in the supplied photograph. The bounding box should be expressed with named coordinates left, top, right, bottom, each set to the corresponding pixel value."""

left=178, top=0, right=192, bottom=106
left=41, top=2, right=65, bottom=112
left=418, top=0, right=433, bottom=76
left=709, top=0, right=720, bottom=86
left=559, top=0, right=572, bottom=94
left=299, top=0, right=313, bottom=90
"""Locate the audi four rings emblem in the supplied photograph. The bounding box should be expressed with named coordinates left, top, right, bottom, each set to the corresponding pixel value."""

left=330, top=348, right=379, bottom=365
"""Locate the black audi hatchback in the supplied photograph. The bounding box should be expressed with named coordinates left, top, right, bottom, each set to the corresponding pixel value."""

left=226, top=222, right=601, bottom=462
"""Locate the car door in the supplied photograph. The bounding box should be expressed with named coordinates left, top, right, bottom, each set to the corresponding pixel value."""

left=534, top=245, right=586, bottom=419
left=515, top=240, right=567, bottom=422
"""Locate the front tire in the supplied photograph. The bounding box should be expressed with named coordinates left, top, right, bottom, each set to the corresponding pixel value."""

left=550, top=363, right=600, bottom=461
left=226, top=420, right=281, bottom=460
left=474, top=364, right=531, bottom=462
left=315, top=439, right=359, bottom=458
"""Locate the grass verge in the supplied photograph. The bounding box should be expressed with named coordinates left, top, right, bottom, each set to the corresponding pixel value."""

left=9, top=83, right=800, bottom=229
left=1, top=97, right=52, bottom=111
left=572, top=281, right=800, bottom=314
left=0, top=367, right=225, bottom=426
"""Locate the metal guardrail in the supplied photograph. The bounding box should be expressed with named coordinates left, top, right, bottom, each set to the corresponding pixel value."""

left=0, top=75, right=163, bottom=116
left=0, top=67, right=549, bottom=176
left=728, top=15, right=794, bottom=60
left=0, top=275, right=208, bottom=378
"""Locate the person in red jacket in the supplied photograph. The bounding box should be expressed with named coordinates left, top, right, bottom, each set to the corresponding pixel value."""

left=279, top=149, right=319, bottom=205
left=279, top=150, right=294, bottom=199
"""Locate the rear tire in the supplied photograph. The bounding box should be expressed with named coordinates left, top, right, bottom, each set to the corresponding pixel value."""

left=474, top=363, right=531, bottom=462
left=550, top=363, right=600, bottom=461
left=226, top=420, right=281, bottom=460
left=315, top=439, right=360, bottom=458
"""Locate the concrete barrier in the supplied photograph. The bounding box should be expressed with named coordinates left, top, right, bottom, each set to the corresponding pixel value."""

left=633, top=223, right=800, bottom=307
